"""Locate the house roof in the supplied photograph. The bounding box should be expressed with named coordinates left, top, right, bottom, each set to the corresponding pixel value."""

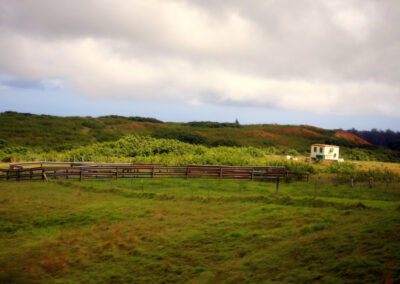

left=311, top=144, right=339, bottom=147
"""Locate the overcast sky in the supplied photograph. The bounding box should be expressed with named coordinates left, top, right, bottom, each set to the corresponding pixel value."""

left=1, top=0, right=400, bottom=129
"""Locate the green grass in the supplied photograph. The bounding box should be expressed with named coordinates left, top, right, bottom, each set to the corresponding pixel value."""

left=1, top=179, right=399, bottom=283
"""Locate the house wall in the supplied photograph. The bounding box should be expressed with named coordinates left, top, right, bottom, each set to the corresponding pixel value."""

left=310, top=145, right=339, bottom=160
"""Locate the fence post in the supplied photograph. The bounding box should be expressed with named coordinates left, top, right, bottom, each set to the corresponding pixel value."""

left=16, top=169, right=20, bottom=182
left=116, top=167, right=119, bottom=180
left=42, top=169, right=48, bottom=181
left=80, top=168, right=83, bottom=181
left=276, top=176, right=280, bottom=198
left=6, top=170, right=9, bottom=181
left=369, top=177, right=374, bottom=189
left=30, top=169, right=33, bottom=180
left=186, top=167, right=189, bottom=179
left=152, top=167, right=155, bottom=178
left=251, top=168, right=254, bottom=181
left=220, top=167, right=223, bottom=178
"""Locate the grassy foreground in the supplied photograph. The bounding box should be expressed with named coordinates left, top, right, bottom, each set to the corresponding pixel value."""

left=0, top=179, right=399, bottom=283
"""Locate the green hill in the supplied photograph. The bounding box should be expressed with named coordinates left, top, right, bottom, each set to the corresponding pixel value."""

left=0, top=111, right=399, bottom=162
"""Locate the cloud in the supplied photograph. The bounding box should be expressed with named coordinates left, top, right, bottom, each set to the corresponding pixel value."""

left=0, top=0, right=399, bottom=116
left=0, top=74, right=64, bottom=91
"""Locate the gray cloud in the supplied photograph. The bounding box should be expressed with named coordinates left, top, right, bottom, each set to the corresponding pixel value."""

left=0, top=0, right=399, bottom=115
left=1, top=77, right=43, bottom=89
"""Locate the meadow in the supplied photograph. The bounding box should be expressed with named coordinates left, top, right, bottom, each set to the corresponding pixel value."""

left=1, top=178, right=399, bottom=283
left=1, top=112, right=400, bottom=283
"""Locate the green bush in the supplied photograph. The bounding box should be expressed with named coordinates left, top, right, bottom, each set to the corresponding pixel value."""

left=152, top=129, right=207, bottom=145
left=210, top=139, right=241, bottom=147
left=186, top=121, right=240, bottom=128
left=328, top=162, right=358, bottom=174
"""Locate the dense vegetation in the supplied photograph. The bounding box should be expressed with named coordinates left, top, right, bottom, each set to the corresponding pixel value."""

left=0, top=135, right=314, bottom=173
left=185, top=121, right=240, bottom=128
left=3, top=135, right=400, bottom=182
left=348, top=128, right=400, bottom=150
left=98, top=115, right=163, bottom=123
left=1, top=179, right=399, bottom=283
left=1, top=111, right=400, bottom=163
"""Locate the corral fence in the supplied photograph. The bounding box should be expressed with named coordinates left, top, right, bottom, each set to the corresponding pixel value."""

left=0, top=162, right=311, bottom=185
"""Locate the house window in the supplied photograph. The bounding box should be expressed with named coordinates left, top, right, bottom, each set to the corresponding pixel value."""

left=329, top=148, right=334, bottom=153
left=314, top=147, right=317, bottom=152
left=334, top=153, right=337, bottom=158
left=319, top=147, right=323, bottom=153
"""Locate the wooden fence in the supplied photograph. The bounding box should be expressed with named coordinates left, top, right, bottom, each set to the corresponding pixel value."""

left=0, top=162, right=290, bottom=182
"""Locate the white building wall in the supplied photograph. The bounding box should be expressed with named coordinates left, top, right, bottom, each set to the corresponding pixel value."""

left=310, top=145, right=339, bottom=160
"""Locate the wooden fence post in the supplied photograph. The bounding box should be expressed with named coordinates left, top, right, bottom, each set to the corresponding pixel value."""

left=220, top=167, right=223, bottom=178
left=369, top=177, right=374, bottom=189
left=30, top=169, right=33, bottom=180
left=251, top=168, right=254, bottom=181
left=152, top=167, right=155, bottom=178
left=276, top=176, right=280, bottom=198
left=17, top=169, right=20, bottom=181
left=116, top=168, right=119, bottom=180
left=186, top=167, right=189, bottom=179
left=6, top=170, right=9, bottom=181
left=80, top=168, right=83, bottom=181
left=42, top=169, right=48, bottom=181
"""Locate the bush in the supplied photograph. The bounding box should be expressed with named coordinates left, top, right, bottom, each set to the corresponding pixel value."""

left=152, top=129, right=207, bottom=145
left=0, top=139, right=7, bottom=149
left=186, top=121, right=240, bottom=128
left=211, top=139, right=240, bottom=147
left=328, top=162, right=358, bottom=174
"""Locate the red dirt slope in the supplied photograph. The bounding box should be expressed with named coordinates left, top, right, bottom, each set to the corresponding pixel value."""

left=276, top=127, right=323, bottom=137
left=243, top=130, right=280, bottom=139
left=333, top=131, right=371, bottom=145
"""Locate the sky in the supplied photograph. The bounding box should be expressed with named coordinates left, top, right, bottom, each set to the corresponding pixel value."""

left=0, top=0, right=400, bottom=130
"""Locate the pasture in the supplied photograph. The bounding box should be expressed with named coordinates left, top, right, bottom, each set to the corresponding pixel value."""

left=1, top=178, right=399, bottom=283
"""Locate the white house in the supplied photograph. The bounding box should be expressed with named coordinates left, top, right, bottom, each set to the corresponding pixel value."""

left=310, top=144, right=339, bottom=161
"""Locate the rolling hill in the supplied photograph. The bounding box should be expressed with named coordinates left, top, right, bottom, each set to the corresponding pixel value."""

left=0, top=111, right=398, bottom=162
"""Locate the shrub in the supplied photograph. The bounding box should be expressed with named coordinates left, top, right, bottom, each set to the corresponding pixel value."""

left=152, top=129, right=207, bottom=145
left=186, top=121, right=240, bottom=128
left=328, top=162, right=358, bottom=174
left=210, top=139, right=240, bottom=147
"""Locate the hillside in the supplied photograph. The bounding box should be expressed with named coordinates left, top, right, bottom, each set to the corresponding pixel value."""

left=0, top=111, right=399, bottom=162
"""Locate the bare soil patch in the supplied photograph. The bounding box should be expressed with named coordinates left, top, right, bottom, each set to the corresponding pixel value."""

left=334, top=131, right=371, bottom=145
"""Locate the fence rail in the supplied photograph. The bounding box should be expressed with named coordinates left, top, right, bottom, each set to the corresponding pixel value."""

left=0, top=162, right=292, bottom=182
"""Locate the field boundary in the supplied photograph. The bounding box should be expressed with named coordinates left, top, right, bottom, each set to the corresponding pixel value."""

left=0, top=162, right=301, bottom=182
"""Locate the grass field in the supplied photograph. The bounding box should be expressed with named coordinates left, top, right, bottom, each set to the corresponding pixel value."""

left=1, top=178, right=399, bottom=283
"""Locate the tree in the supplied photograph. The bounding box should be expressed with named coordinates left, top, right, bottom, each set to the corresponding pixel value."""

left=235, top=118, right=240, bottom=128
